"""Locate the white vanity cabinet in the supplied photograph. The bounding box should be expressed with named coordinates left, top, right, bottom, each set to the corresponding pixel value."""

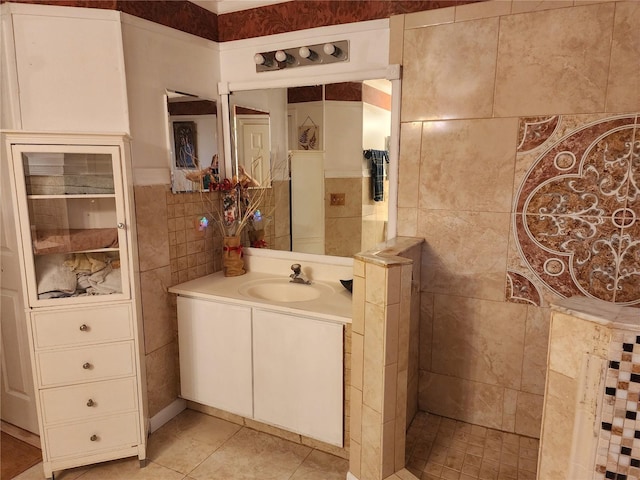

left=175, top=295, right=345, bottom=447
left=3, top=133, right=147, bottom=480
left=176, top=296, right=253, bottom=418
left=253, top=309, right=344, bottom=446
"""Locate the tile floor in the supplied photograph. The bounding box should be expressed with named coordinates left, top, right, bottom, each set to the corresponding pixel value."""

left=12, top=409, right=349, bottom=480
left=404, top=412, right=539, bottom=480
left=11, top=409, right=539, bottom=480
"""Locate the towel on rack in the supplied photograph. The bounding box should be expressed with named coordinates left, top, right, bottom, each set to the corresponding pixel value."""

left=364, top=149, right=389, bottom=202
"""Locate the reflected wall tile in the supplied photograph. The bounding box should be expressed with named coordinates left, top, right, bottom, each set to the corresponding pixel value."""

left=325, top=217, right=362, bottom=257
left=494, top=3, right=615, bottom=116
left=325, top=177, right=362, bottom=218
left=521, top=306, right=550, bottom=395
left=140, top=265, right=176, bottom=354
left=134, top=185, right=170, bottom=272
left=401, top=17, right=499, bottom=122
left=418, top=371, right=504, bottom=430
left=418, top=209, right=511, bottom=301
left=431, top=295, right=527, bottom=389
left=515, top=392, right=543, bottom=438
left=398, top=122, right=422, bottom=209
left=606, top=1, right=640, bottom=112
left=419, top=118, right=518, bottom=213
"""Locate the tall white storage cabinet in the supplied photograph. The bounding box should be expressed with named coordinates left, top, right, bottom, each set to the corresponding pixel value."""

left=2, top=132, right=147, bottom=480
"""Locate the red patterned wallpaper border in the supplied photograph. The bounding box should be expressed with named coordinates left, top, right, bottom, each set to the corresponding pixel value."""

left=2, top=0, right=483, bottom=43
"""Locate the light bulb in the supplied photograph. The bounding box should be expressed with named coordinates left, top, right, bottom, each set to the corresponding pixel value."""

left=323, top=43, right=341, bottom=57
left=254, top=53, right=266, bottom=65
left=275, top=50, right=294, bottom=64
left=299, top=46, right=317, bottom=61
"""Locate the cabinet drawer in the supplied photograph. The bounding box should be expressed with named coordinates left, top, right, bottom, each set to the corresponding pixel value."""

left=46, top=412, right=140, bottom=460
left=37, top=342, right=135, bottom=387
left=32, top=305, right=133, bottom=349
left=40, top=377, right=138, bottom=425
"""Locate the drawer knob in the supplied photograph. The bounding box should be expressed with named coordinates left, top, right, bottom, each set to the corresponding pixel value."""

left=82, top=362, right=92, bottom=370
left=86, top=399, right=95, bottom=407
left=79, top=324, right=89, bottom=332
left=117, top=222, right=125, bottom=229
left=90, top=434, right=98, bottom=442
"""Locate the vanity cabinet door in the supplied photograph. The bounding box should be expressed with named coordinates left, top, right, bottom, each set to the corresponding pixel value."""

left=177, top=296, right=253, bottom=418
left=252, top=309, right=343, bottom=447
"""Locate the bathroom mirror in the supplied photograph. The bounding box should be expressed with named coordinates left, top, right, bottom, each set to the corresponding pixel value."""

left=228, top=79, right=392, bottom=257
left=166, top=89, right=220, bottom=193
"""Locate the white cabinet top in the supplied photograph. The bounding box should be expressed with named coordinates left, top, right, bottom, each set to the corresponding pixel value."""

left=169, top=271, right=352, bottom=324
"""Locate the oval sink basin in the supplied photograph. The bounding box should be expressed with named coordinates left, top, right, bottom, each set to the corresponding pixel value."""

left=239, top=278, right=333, bottom=303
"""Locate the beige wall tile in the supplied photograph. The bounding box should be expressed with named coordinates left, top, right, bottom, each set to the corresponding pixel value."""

left=431, top=295, right=527, bottom=389
left=350, top=439, right=362, bottom=479
left=145, top=340, right=180, bottom=418
left=494, top=3, right=615, bottom=116
left=405, top=6, right=454, bottom=29
left=511, top=0, right=573, bottom=15
left=402, top=17, right=499, bottom=121
left=606, top=1, right=640, bottom=112
left=352, top=332, right=364, bottom=390
left=383, top=363, right=398, bottom=423
left=325, top=177, right=363, bottom=218
left=385, top=303, right=400, bottom=366
left=419, top=292, right=434, bottom=372
left=365, top=263, right=387, bottom=307
left=389, top=14, right=405, bottom=65
left=351, top=386, right=363, bottom=444
left=521, top=306, right=550, bottom=395
left=418, top=210, right=511, bottom=301
left=388, top=266, right=402, bottom=305
left=515, top=391, right=543, bottom=438
left=396, top=207, right=418, bottom=236
left=398, top=122, right=422, bottom=209
left=352, top=275, right=365, bottom=335
left=134, top=185, right=170, bottom=272
left=419, top=118, right=518, bottom=213
left=364, top=303, right=385, bottom=413
left=454, top=0, right=511, bottom=22
left=418, top=371, right=504, bottom=430
left=548, top=312, right=609, bottom=378
left=140, top=265, right=176, bottom=354
left=537, top=370, right=577, bottom=479
left=502, top=388, right=518, bottom=432
left=382, top=419, right=396, bottom=478
left=361, top=404, right=382, bottom=480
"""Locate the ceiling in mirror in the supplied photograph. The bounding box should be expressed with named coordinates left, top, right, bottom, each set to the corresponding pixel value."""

left=166, top=90, right=219, bottom=193
left=228, top=79, right=392, bottom=258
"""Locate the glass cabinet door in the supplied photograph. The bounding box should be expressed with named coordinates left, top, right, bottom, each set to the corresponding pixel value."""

left=10, top=144, right=130, bottom=307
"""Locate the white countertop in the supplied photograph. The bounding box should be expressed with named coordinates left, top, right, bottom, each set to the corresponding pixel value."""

left=169, top=271, right=353, bottom=324
left=551, top=297, right=639, bottom=331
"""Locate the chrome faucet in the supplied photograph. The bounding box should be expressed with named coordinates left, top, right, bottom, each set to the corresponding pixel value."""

left=290, top=263, right=311, bottom=284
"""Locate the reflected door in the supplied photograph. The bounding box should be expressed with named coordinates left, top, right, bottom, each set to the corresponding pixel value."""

left=237, top=116, right=270, bottom=185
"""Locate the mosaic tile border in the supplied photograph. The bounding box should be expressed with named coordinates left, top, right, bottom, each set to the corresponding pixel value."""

left=595, top=332, right=640, bottom=480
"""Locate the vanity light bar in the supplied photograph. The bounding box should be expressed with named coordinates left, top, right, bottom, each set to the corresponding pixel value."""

left=254, top=40, right=349, bottom=73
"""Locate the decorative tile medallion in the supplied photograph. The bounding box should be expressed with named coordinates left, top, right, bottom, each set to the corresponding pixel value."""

left=512, top=114, right=640, bottom=307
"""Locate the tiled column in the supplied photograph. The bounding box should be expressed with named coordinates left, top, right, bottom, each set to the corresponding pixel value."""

left=349, top=252, right=414, bottom=480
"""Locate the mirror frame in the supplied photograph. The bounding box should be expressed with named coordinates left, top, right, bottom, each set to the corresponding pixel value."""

left=218, top=65, right=401, bottom=247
